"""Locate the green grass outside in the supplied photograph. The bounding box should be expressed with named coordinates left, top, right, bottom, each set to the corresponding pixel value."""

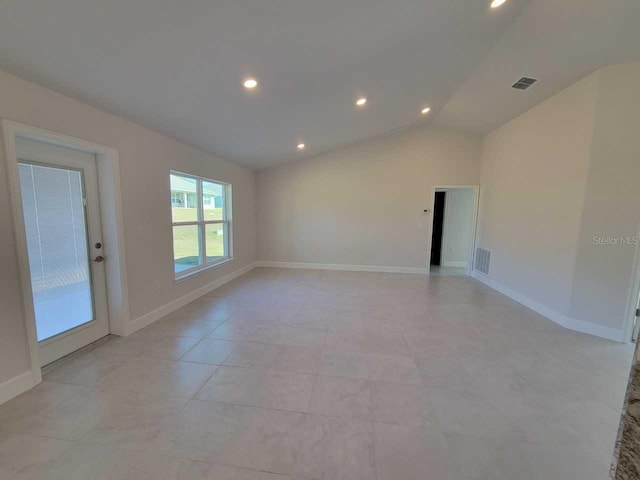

left=172, top=208, right=225, bottom=269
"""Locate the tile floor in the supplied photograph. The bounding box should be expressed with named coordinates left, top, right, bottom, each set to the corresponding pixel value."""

left=0, top=267, right=635, bottom=479
left=428, top=266, right=467, bottom=276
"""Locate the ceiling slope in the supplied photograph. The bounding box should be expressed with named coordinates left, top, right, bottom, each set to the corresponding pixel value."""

left=434, top=0, right=640, bottom=134
left=0, top=0, right=527, bottom=168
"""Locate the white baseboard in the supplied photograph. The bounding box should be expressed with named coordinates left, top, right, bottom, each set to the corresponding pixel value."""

left=255, top=261, right=427, bottom=275
left=127, top=261, right=258, bottom=336
left=441, top=261, right=468, bottom=268
left=0, top=370, right=39, bottom=405
left=471, top=271, right=626, bottom=342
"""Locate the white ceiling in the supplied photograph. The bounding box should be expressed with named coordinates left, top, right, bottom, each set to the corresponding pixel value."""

left=435, top=0, right=640, bottom=133
left=0, top=0, right=528, bottom=168
left=0, top=1, right=638, bottom=169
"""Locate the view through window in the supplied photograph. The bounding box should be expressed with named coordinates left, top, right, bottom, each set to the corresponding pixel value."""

left=170, top=171, right=231, bottom=277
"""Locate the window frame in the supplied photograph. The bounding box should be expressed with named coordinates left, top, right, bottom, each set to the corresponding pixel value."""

left=170, top=170, right=233, bottom=280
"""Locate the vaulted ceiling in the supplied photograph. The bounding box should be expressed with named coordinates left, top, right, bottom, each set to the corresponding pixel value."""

left=0, top=0, right=638, bottom=168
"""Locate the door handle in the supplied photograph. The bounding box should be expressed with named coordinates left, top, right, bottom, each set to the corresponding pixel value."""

left=94, top=255, right=104, bottom=263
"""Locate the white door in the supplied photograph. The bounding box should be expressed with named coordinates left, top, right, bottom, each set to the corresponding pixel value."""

left=16, top=137, right=109, bottom=366
left=633, top=296, right=640, bottom=342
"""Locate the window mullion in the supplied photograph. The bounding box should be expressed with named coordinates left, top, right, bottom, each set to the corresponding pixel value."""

left=197, top=178, right=205, bottom=264
left=222, top=184, right=228, bottom=222
left=172, top=221, right=200, bottom=227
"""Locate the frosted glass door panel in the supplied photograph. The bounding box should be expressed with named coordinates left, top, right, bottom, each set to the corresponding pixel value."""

left=18, top=163, right=94, bottom=341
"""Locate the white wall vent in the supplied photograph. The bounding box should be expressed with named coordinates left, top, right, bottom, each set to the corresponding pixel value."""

left=474, top=248, right=491, bottom=275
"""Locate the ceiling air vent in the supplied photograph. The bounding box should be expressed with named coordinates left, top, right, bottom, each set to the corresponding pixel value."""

left=386, top=124, right=411, bottom=136
left=511, top=77, right=538, bottom=91
left=474, top=248, right=491, bottom=276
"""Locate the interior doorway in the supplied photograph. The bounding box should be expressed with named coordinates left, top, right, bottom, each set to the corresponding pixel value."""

left=430, top=191, right=447, bottom=267
left=428, top=186, right=479, bottom=275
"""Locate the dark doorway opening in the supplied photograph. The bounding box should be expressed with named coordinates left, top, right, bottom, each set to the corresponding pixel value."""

left=430, top=191, right=446, bottom=266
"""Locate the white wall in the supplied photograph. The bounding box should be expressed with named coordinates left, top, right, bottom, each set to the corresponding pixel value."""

left=476, top=72, right=597, bottom=316
left=476, top=63, right=640, bottom=341
left=0, top=70, right=256, bottom=391
left=256, top=127, right=482, bottom=270
left=441, top=188, right=476, bottom=267
left=568, top=63, right=640, bottom=332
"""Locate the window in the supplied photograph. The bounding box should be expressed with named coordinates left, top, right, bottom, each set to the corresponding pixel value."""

left=170, top=171, right=231, bottom=278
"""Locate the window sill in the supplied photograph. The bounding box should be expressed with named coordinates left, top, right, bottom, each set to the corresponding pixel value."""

left=174, top=257, right=234, bottom=283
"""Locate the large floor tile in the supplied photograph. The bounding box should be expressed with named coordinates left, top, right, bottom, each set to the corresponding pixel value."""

left=195, top=366, right=315, bottom=412
left=180, top=339, right=238, bottom=365
left=443, top=433, right=536, bottom=480
left=4, top=267, right=632, bottom=480
left=318, top=350, right=420, bottom=384
left=414, top=357, right=482, bottom=394
left=245, top=325, right=327, bottom=348
left=6, top=384, right=187, bottom=442
left=207, top=319, right=263, bottom=341
left=76, top=390, right=188, bottom=446
left=423, top=388, right=513, bottom=437
left=25, top=443, right=214, bottom=480
left=0, top=382, right=90, bottom=430
left=95, top=334, right=201, bottom=360
left=224, top=343, right=320, bottom=374
left=316, top=350, right=371, bottom=379
left=0, top=431, right=74, bottom=480
left=309, top=376, right=373, bottom=421
left=134, top=315, right=224, bottom=339
left=374, top=422, right=453, bottom=480
left=324, top=330, right=410, bottom=356
left=44, top=350, right=128, bottom=386
left=294, top=415, right=376, bottom=480
left=97, top=357, right=218, bottom=397
left=370, top=381, right=434, bottom=427
left=153, top=400, right=307, bottom=474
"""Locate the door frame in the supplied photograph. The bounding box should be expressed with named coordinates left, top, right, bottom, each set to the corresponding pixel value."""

left=623, top=222, right=640, bottom=343
left=426, top=185, right=480, bottom=276
left=1, top=120, right=130, bottom=382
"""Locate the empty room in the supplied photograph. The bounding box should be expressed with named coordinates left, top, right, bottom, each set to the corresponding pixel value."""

left=1, top=0, right=640, bottom=479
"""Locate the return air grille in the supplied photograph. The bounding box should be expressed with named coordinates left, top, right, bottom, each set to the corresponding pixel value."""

left=512, top=77, right=538, bottom=90
left=474, top=248, right=491, bottom=276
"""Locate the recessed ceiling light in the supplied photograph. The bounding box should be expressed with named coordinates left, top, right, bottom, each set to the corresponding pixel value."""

left=490, top=0, right=507, bottom=8
left=243, top=78, right=258, bottom=89
left=297, top=143, right=306, bottom=150
left=356, top=97, right=367, bottom=107
left=421, top=107, right=431, bottom=115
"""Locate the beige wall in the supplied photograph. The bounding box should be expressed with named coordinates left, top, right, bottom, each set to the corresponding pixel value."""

left=569, top=63, right=640, bottom=331
left=477, top=63, right=640, bottom=338
left=256, top=127, right=482, bottom=269
left=477, top=72, right=597, bottom=315
left=0, top=70, right=256, bottom=386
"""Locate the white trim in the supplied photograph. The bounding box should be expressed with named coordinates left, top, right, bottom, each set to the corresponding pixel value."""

left=127, top=261, right=258, bottom=335
left=622, top=223, right=640, bottom=342
left=256, top=261, right=427, bottom=275
left=471, top=271, right=626, bottom=342
left=1, top=120, right=130, bottom=372
left=174, top=257, right=235, bottom=283
left=0, top=370, right=39, bottom=405
left=442, top=261, right=468, bottom=268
